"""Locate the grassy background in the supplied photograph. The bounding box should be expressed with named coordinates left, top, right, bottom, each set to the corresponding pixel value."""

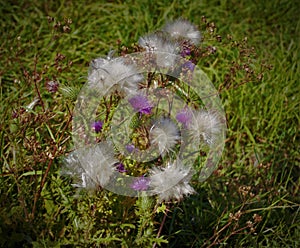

left=0, top=0, right=299, bottom=247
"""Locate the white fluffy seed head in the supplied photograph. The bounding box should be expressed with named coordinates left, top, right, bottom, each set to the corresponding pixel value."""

left=88, top=56, right=143, bottom=96
left=150, top=118, right=180, bottom=155
left=138, top=32, right=179, bottom=53
left=150, top=160, right=195, bottom=202
left=138, top=32, right=180, bottom=68
left=63, top=142, right=117, bottom=190
left=162, top=19, right=201, bottom=45
left=189, top=110, right=222, bottom=146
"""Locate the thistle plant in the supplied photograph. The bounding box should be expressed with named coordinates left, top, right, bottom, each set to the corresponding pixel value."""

left=64, top=18, right=227, bottom=202
left=61, top=17, right=266, bottom=246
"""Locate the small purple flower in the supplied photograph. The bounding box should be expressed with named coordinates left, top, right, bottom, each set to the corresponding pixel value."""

left=46, top=80, right=59, bottom=93
left=182, top=60, right=195, bottom=72
left=128, top=95, right=153, bottom=115
left=115, top=163, right=127, bottom=173
left=125, top=144, right=136, bottom=153
left=181, top=47, right=191, bottom=57
left=176, top=107, right=193, bottom=128
left=91, top=121, right=103, bottom=133
left=130, top=176, right=150, bottom=191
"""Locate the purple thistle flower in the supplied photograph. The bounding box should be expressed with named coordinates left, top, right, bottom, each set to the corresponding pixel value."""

left=130, top=176, right=150, bottom=191
left=125, top=144, right=136, bottom=153
left=115, top=163, right=127, bottom=173
left=181, top=47, right=191, bottom=57
left=91, top=121, right=103, bottom=133
left=182, top=60, right=195, bottom=72
left=128, top=95, right=153, bottom=115
left=176, top=107, right=193, bottom=128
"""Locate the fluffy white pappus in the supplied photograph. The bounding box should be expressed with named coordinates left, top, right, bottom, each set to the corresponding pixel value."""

left=63, top=142, right=117, bottom=190
left=88, top=56, right=143, bottom=96
left=63, top=150, right=98, bottom=190
left=150, top=118, right=180, bottom=155
left=90, top=50, right=115, bottom=68
left=138, top=32, right=180, bottom=68
left=189, top=110, right=222, bottom=146
left=139, top=32, right=179, bottom=53
left=149, top=160, right=195, bottom=202
left=162, top=19, right=201, bottom=45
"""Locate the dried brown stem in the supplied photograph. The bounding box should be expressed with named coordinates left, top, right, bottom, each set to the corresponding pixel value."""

left=31, top=145, right=57, bottom=220
left=33, top=55, right=45, bottom=112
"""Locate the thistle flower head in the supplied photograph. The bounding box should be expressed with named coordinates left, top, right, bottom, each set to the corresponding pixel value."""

left=138, top=32, right=179, bottom=68
left=149, top=160, right=195, bottom=202
left=128, top=94, right=153, bottom=115
left=125, top=143, right=136, bottom=153
left=138, top=32, right=179, bottom=54
left=176, top=107, right=193, bottom=128
left=150, top=118, right=180, bottom=155
left=63, top=142, right=117, bottom=190
left=115, top=162, right=127, bottom=173
left=181, top=46, right=191, bottom=57
left=189, top=110, right=222, bottom=146
left=162, top=19, right=201, bottom=45
left=88, top=56, right=143, bottom=95
left=131, top=176, right=150, bottom=191
left=91, top=120, right=103, bottom=133
left=182, top=60, right=195, bottom=72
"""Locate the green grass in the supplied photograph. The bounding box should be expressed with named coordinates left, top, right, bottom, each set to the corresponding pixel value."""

left=0, top=0, right=299, bottom=247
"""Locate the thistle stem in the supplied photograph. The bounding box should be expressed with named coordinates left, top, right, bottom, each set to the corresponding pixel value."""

left=153, top=209, right=168, bottom=248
